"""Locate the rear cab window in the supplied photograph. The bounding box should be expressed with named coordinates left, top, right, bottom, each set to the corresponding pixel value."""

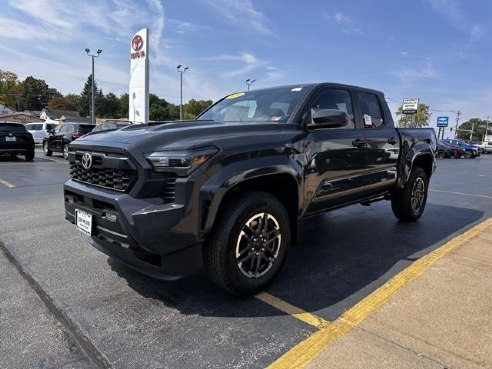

left=357, top=92, right=384, bottom=128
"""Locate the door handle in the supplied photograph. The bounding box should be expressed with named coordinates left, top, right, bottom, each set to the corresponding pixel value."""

left=352, top=138, right=366, bottom=148
left=388, top=137, right=398, bottom=145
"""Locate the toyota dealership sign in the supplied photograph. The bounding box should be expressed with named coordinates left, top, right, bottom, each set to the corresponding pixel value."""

left=129, top=28, right=149, bottom=123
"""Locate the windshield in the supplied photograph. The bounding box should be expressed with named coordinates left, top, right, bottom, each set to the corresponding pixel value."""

left=197, top=86, right=310, bottom=123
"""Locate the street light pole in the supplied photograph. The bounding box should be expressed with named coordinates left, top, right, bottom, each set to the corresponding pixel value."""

left=177, top=65, right=189, bottom=120
left=85, top=48, right=102, bottom=125
left=246, top=78, right=256, bottom=91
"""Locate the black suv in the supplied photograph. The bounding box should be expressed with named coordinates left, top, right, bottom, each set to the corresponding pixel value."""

left=0, top=122, right=35, bottom=161
left=43, top=122, right=95, bottom=159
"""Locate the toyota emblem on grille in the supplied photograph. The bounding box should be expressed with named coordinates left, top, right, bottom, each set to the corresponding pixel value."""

left=81, top=153, right=93, bottom=170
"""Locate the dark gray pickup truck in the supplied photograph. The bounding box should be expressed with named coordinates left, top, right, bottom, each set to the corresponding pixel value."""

left=64, top=83, right=436, bottom=295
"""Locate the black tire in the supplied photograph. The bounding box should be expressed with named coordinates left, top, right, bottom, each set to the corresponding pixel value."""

left=391, top=167, right=428, bottom=222
left=204, top=192, right=291, bottom=295
left=25, top=150, right=34, bottom=161
left=63, top=144, right=69, bottom=160
left=43, top=141, right=52, bottom=156
left=464, top=151, right=472, bottom=158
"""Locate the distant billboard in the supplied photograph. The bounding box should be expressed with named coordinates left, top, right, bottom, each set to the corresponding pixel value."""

left=402, top=98, right=419, bottom=114
left=129, top=28, right=149, bottom=123
left=437, top=116, right=449, bottom=127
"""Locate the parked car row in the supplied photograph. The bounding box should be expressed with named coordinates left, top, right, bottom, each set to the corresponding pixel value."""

left=43, top=121, right=132, bottom=159
left=437, top=139, right=482, bottom=159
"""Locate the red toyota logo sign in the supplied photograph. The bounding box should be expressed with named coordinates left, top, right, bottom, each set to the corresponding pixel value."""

left=132, top=35, right=143, bottom=51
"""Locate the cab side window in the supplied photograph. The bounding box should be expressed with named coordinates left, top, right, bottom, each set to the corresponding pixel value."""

left=358, top=93, right=384, bottom=128
left=308, top=89, right=354, bottom=128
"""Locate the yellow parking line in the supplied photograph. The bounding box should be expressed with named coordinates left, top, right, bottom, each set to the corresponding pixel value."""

left=266, top=217, right=492, bottom=369
left=0, top=178, right=15, bottom=188
left=255, top=292, right=330, bottom=329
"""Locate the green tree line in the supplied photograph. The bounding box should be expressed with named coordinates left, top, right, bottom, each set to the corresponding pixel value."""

left=0, top=69, right=212, bottom=121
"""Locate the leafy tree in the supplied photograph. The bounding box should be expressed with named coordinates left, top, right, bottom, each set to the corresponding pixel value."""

left=184, top=99, right=212, bottom=120
left=395, top=103, right=430, bottom=128
left=19, top=76, right=50, bottom=111
left=47, top=96, right=76, bottom=111
left=0, top=70, right=22, bottom=109
left=95, top=88, right=105, bottom=117
left=119, top=93, right=129, bottom=118
left=149, top=104, right=169, bottom=121
left=98, top=92, right=120, bottom=118
left=457, top=118, right=490, bottom=141
left=78, top=75, right=97, bottom=117
left=166, top=104, right=180, bottom=121
left=65, top=93, right=81, bottom=111
left=47, top=87, right=62, bottom=99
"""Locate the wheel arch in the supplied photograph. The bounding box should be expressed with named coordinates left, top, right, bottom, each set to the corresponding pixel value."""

left=201, top=170, right=301, bottom=247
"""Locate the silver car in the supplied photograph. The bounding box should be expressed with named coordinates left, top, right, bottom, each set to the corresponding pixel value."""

left=24, top=122, right=57, bottom=144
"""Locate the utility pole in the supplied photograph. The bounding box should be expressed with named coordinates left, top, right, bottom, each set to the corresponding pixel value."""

left=454, top=110, right=461, bottom=139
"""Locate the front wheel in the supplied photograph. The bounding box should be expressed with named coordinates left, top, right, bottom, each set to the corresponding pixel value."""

left=204, top=192, right=291, bottom=295
left=63, top=144, right=69, bottom=160
left=391, top=167, right=429, bottom=222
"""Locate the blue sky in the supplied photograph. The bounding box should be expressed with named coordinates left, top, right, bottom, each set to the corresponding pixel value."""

left=1, top=0, right=491, bottom=130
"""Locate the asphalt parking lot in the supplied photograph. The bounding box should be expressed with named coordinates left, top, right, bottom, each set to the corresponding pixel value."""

left=1, top=149, right=491, bottom=369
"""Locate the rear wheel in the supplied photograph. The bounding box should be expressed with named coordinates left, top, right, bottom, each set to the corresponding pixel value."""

left=204, top=192, right=291, bottom=295
left=25, top=150, right=34, bottom=161
left=43, top=141, right=52, bottom=156
left=391, top=167, right=428, bottom=222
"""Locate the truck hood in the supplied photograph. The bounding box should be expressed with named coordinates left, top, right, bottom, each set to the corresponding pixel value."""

left=70, top=120, right=302, bottom=153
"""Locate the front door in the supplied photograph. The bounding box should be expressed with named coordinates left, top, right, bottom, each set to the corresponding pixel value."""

left=304, top=88, right=368, bottom=215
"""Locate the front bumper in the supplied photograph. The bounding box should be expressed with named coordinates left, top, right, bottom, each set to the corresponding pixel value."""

left=64, top=179, right=203, bottom=280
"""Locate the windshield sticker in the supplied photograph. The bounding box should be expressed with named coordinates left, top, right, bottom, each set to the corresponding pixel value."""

left=291, top=87, right=303, bottom=92
left=226, top=92, right=245, bottom=99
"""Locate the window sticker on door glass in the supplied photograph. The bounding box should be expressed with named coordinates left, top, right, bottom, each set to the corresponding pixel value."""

left=364, top=114, right=373, bottom=127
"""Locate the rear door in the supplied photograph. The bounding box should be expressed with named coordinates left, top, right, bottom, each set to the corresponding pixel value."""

left=355, top=91, right=399, bottom=193
left=304, top=87, right=368, bottom=215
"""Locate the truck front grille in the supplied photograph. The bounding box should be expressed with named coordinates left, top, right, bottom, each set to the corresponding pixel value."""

left=70, top=164, right=135, bottom=191
left=69, top=151, right=136, bottom=192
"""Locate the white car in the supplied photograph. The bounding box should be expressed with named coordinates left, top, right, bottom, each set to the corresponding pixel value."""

left=24, top=122, right=57, bottom=144
left=479, top=141, right=492, bottom=153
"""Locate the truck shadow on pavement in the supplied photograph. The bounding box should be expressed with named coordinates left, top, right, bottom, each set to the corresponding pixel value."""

left=107, top=202, right=483, bottom=321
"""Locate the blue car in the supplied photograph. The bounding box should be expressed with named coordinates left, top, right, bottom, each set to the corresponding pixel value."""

left=441, top=139, right=480, bottom=158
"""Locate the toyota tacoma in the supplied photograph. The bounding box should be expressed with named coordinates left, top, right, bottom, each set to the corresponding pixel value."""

left=64, top=83, right=436, bottom=295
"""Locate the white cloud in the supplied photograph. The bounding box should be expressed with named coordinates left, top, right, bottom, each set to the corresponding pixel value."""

left=0, top=18, right=59, bottom=40
left=205, top=0, right=272, bottom=35
left=324, top=12, right=363, bottom=35
left=395, top=61, right=441, bottom=81
left=168, top=19, right=209, bottom=34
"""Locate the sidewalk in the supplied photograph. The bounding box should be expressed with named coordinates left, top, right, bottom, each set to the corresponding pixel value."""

left=307, top=220, right=492, bottom=369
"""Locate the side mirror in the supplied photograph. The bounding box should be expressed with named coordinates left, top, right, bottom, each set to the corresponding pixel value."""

left=309, top=109, right=348, bottom=128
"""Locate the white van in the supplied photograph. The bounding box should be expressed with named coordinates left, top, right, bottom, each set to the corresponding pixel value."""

left=24, top=122, right=57, bottom=144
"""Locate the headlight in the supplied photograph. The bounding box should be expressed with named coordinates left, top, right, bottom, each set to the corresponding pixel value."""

left=145, top=147, right=218, bottom=175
